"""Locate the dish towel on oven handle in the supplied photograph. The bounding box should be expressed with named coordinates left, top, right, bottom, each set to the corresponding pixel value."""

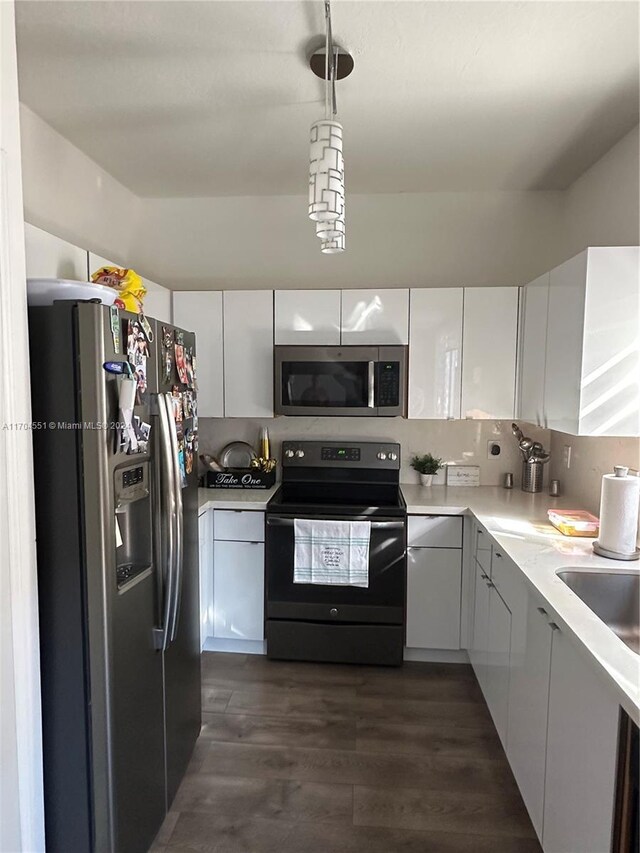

left=293, top=518, right=371, bottom=588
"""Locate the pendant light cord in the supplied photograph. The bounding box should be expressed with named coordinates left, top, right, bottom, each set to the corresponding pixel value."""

left=324, top=0, right=337, bottom=118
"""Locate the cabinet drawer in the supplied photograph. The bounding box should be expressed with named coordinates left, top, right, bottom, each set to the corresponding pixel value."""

left=408, top=516, right=462, bottom=548
left=214, top=510, right=265, bottom=542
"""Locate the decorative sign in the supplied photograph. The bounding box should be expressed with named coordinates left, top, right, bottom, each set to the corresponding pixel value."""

left=205, top=468, right=276, bottom=490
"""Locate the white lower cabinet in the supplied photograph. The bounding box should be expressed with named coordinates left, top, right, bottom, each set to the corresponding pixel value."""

left=542, top=627, right=619, bottom=853
left=198, top=509, right=214, bottom=650
left=467, top=529, right=621, bottom=853
left=406, top=547, right=462, bottom=650
left=484, top=585, right=511, bottom=748
left=470, top=560, right=490, bottom=691
left=506, top=587, right=553, bottom=840
left=213, top=540, right=265, bottom=642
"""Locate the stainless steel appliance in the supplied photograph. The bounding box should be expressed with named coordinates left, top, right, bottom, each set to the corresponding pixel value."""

left=274, top=345, right=407, bottom=417
left=28, top=301, right=201, bottom=853
left=266, top=440, right=406, bottom=665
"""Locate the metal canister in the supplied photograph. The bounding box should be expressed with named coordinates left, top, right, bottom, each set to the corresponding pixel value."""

left=549, top=479, right=560, bottom=497
left=522, top=461, right=544, bottom=493
left=503, top=472, right=514, bottom=489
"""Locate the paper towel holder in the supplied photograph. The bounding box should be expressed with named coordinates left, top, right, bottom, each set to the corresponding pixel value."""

left=593, top=466, right=640, bottom=561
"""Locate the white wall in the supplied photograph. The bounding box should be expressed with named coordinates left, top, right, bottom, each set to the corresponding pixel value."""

left=20, top=104, right=143, bottom=278
left=560, top=124, right=639, bottom=258
left=1, top=4, right=45, bottom=851
left=134, top=190, right=564, bottom=291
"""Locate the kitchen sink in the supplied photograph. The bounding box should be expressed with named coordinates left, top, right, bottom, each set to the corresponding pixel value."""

left=557, top=570, right=640, bottom=654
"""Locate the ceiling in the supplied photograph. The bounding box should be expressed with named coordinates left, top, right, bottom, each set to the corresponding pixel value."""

left=15, top=1, right=640, bottom=198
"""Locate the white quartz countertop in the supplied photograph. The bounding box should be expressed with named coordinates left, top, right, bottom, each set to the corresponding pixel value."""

left=198, top=486, right=277, bottom=512
left=403, top=485, right=640, bottom=722
left=197, top=482, right=639, bottom=719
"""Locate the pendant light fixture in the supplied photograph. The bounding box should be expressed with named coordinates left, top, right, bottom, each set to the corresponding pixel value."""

left=308, top=1, right=353, bottom=254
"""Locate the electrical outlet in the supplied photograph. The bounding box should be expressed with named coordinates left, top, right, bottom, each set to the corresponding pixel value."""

left=563, top=445, right=572, bottom=469
left=487, top=440, right=502, bottom=460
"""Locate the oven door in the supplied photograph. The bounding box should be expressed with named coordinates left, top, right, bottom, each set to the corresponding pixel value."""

left=265, top=514, right=406, bottom=625
left=274, top=346, right=377, bottom=417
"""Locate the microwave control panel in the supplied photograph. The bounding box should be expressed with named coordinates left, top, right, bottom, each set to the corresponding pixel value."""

left=376, top=361, right=401, bottom=407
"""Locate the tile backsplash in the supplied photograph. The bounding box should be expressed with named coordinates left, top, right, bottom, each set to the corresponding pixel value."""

left=199, top=417, right=550, bottom=487
left=548, top=430, right=640, bottom=516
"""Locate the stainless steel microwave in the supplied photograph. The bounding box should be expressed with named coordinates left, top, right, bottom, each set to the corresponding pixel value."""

left=274, top=345, right=407, bottom=417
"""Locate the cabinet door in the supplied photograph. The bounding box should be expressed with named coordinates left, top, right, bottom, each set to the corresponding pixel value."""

left=25, top=223, right=88, bottom=280
left=198, top=510, right=213, bottom=649
left=461, top=287, right=518, bottom=419
left=173, top=292, right=224, bottom=417
left=213, top=540, right=265, bottom=641
left=469, top=561, right=490, bottom=692
left=484, top=586, right=511, bottom=748
left=224, top=290, right=274, bottom=417
left=406, top=547, right=462, bottom=650
left=544, top=251, right=587, bottom=434
left=518, top=273, right=549, bottom=427
left=506, top=593, right=552, bottom=840
left=341, top=289, right=409, bottom=345
left=275, top=290, right=341, bottom=345
left=408, top=288, right=463, bottom=419
left=579, top=247, right=640, bottom=437
left=543, top=628, right=618, bottom=853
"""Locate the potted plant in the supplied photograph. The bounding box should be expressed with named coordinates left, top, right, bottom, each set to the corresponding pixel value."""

left=410, top=453, right=443, bottom=487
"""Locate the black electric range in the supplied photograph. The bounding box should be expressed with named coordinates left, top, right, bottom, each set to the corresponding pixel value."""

left=265, top=440, right=407, bottom=666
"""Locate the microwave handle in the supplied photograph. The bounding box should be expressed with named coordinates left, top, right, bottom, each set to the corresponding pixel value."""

left=368, top=361, right=375, bottom=408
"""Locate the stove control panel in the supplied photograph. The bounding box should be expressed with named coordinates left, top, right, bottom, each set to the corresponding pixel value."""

left=321, top=447, right=361, bottom=462
left=282, top=441, right=401, bottom=469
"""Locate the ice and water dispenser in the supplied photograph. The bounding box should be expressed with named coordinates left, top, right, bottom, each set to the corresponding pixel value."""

left=114, top=461, right=153, bottom=590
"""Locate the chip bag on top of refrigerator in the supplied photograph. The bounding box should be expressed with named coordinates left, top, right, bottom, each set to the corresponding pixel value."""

left=91, top=266, right=146, bottom=314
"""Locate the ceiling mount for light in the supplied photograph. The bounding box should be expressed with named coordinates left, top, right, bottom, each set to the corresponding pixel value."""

left=309, top=47, right=354, bottom=81
left=307, top=0, right=348, bottom=254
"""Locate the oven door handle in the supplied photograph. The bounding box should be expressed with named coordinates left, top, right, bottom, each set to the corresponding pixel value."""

left=266, top=516, right=405, bottom=530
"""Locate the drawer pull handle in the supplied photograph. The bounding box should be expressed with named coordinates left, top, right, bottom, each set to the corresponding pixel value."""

left=330, top=608, right=338, bottom=616
left=548, top=622, right=560, bottom=632
left=537, top=606, right=548, bottom=616
left=494, top=552, right=502, bottom=559
left=486, top=581, right=495, bottom=588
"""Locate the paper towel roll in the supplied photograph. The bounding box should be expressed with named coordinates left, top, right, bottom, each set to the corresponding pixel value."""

left=597, top=467, right=640, bottom=557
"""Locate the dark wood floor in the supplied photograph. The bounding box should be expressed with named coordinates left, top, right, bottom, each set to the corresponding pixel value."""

left=150, top=652, right=541, bottom=852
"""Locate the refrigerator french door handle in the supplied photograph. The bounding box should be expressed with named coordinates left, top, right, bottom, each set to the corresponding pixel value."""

left=165, top=392, right=184, bottom=642
left=153, top=393, right=176, bottom=651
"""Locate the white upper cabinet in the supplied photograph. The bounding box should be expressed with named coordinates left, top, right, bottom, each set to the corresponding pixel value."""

left=223, top=290, right=274, bottom=418
left=518, top=273, right=549, bottom=428
left=408, top=288, right=463, bottom=419
left=545, top=247, right=640, bottom=436
left=461, top=287, right=518, bottom=419
left=25, top=223, right=88, bottom=281
left=173, top=292, right=224, bottom=417
left=544, top=251, right=588, bottom=435
left=275, top=290, right=341, bottom=345
left=341, top=289, right=409, bottom=345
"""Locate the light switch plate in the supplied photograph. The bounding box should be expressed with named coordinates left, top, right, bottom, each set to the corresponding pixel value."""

left=446, top=465, right=480, bottom=487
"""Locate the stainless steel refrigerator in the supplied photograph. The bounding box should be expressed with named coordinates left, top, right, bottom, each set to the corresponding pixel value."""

left=28, top=300, right=201, bottom=853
